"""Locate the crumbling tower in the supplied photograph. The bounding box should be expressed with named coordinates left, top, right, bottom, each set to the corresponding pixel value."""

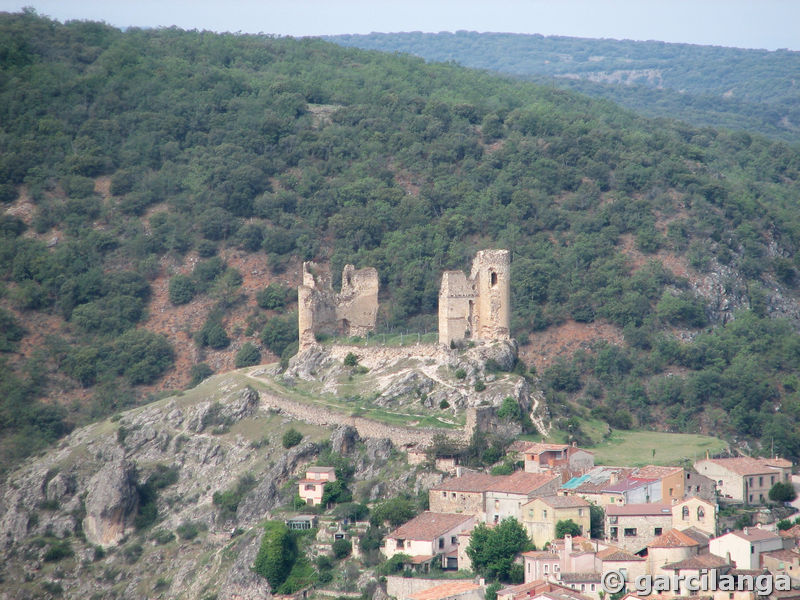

left=438, top=249, right=510, bottom=346
left=297, top=262, right=379, bottom=351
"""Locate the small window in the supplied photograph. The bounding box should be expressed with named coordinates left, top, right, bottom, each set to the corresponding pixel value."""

left=442, top=491, right=447, bottom=498
left=491, top=271, right=498, bottom=286
left=544, top=564, right=549, bottom=573
left=624, top=528, right=637, bottom=537
left=495, top=500, right=500, bottom=509
left=759, top=476, right=763, bottom=486
left=654, top=528, right=663, bottom=536
left=578, top=508, right=583, bottom=516
left=697, top=507, right=705, bottom=520
left=682, top=506, right=690, bottom=520
left=543, top=510, right=548, bottom=519
left=529, top=509, right=534, bottom=518
left=555, top=565, right=560, bottom=572
left=439, top=537, right=445, bottom=549
left=451, top=536, right=457, bottom=545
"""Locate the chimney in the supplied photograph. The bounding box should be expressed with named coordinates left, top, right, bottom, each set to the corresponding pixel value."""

left=479, top=578, right=485, bottom=587
left=456, top=466, right=463, bottom=477
left=572, top=441, right=577, bottom=447
left=565, top=534, right=573, bottom=555
left=744, top=527, right=749, bottom=536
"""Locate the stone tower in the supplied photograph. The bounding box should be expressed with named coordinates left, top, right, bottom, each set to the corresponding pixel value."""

left=297, top=262, right=379, bottom=351
left=438, top=249, right=510, bottom=346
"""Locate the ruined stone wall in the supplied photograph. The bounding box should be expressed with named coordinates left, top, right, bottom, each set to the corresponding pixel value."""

left=298, top=262, right=379, bottom=350
left=438, top=249, right=511, bottom=346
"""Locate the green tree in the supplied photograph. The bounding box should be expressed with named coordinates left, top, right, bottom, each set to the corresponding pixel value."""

left=555, top=519, right=582, bottom=538
left=769, top=481, right=797, bottom=503
left=256, top=282, right=290, bottom=310
left=590, top=504, right=605, bottom=539
left=370, top=498, right=418, bottom=528
left=466, top=518, right=532, bottom=581
left=168, top=274, right=195, bottom=305
left=253, top=522, right=298, bottom=590
left=235, top=342, right=261, bottom=368
left=282, top=428, right=303, bottom=448
left=331, top=538, right=352, bottom=559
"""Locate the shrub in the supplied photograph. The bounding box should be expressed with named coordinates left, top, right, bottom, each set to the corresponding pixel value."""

left=769, top=481, right=797, bottom=503
left=235, top=343, right=261, bottom=368
left=189, top=363, right=214, bottom=387
left=253, top=522, right=298, bottom=590
left=282, top=428, right=303, bottom=449
left=454, top=368, right=467, bottom=380
left=439, top=399, right=450, bottom=409
left=261, top=313, right=297, bottom=356
left=176, top=521, right=205, bottom=540
left=331, top=539, right=352, bottom=559
left=555, top=519, right=582, bottom=538
left=343, top=352, right=359, bottom=367
left=168, top=275, right=196, bottom=305
left=150, top=529, right=176, bottom=545
left=256, top=283, right=291, bottom=310
left=474, top=380, right=486, bottom=392
left=43, top=540, right=73, bottom=562
left=213, top=474, right=257, bottom=521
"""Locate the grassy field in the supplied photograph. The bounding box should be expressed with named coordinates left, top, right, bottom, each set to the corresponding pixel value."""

left=586, top=430, right=728, bottom=467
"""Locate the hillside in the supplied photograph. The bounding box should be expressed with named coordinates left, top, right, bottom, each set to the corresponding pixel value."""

left=2, top=10, right=800, bottom=477
left=328, top=31, right=800, bottom=144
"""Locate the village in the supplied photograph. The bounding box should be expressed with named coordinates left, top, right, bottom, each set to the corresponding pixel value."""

left=287, top=251, right=800, bottom=600
left=295, top=443, right=799, bottom=600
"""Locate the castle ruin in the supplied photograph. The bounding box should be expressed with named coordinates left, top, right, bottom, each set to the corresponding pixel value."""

left=438, top=249, right=510, bottom=346
left=298, top=262, right=380, bottom=351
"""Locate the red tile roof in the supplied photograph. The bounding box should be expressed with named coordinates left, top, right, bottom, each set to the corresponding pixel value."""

left=388, top=512, right=474, bottom=541
left=730, top=527, right=781, bottom=542
left=632, top=465, right=683, bottom=479
left=487, top=471, right=560, bottom=495
left=648, top=529, right=700, bottom=548
left=662, top=553, right=731, bottom=570
left=409, top=581, right=481, bottom=600
left=700, top=457, right=775, bottom=476
left=597, top=547, right=646, bottom=561
left=534, top=495, right=591, bottom=509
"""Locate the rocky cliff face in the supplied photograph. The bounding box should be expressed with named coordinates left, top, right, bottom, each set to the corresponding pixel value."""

left=0, top=370, right=443, bottom=600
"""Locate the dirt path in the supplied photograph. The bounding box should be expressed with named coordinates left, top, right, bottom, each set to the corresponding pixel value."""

left=246, top=372, right=466, bottom=447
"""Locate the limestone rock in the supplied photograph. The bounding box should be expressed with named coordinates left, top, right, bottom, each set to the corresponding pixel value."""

left=236, top=442, right=320, bottom=524
left=82, top=460, right=138, bottom=547
left=218, top=530, right=271, bottom=600
left=45, top=472, right=76, bottom=504
left=331, top=425, right=360, bottom=455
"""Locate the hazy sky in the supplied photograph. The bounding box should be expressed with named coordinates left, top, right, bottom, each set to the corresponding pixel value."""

left=1, top=1, right=798, bottom=51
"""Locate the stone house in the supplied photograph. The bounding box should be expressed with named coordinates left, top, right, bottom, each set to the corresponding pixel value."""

left=429, top=472, right=496, bottom=519
left=646, top=528, right=701, bottom=575
left=520, top=442, right=594, bottom=477
left=761, top=548, right=800, bottom=582
left=298, top=466, right=336, bottom=506
left=522, top=496, right=591, bottom=549
left=383, top=512, right=475, bottom=561
left=694, top=456, right=787, bottom=504
left=594, top=547, right=646, bottom=584
left=659, top=554, right=734, bottom=597
left=485, top=472, right=561, bottom=524
left=605, top=503, right=673, bottom=552
left=684, top=468, right=717, bottom=501
left=708, top=526, right=783, bottom=569
left=672, top=496, right=717, bottom=535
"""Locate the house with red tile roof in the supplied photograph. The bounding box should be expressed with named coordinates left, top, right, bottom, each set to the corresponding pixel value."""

left=605, top=503, right=673, bottom=552
left=517, top=442, right=594, bottom=478
left=297, top=466, right=336, bottom=506
left=708, top=526, right=783, bottom=569
left=383, top=512, right=475, bottom=564
left=486, top=471, right=561, bottom=524
left=694, top=456, right=791, bottom=504
left=407, top=580, right=484, bottom=600
left=522, top=496, right=591, bottom=548
left=647, top=528, right=701, bottom=575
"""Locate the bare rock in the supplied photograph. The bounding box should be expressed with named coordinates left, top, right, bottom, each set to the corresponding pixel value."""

left=236, top=442, right=320, bottom=524
left=82, top=460, right=139, bottom=547
left=218, top=530, right=271, bottom=600
left=45, top=473, right=76, bottom=504
left=331, top=425, right=360, bottom=455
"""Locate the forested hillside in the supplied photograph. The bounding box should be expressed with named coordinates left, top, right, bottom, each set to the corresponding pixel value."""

left=2, top=11, right=800, bottom=475
left=328, top=32, right=800, bottom=143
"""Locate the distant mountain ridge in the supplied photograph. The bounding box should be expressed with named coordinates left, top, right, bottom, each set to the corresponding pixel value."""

left=326, top=31, right=800, bottom=144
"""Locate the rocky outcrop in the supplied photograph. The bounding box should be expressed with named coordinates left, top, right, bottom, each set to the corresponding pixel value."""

left=236, top=441, right=321, bottom=523
left=219, top=530, right=271, bottom=600
left=83, top=460, right=139, bottom=546
left=331, top=424, right=360, bottom=455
